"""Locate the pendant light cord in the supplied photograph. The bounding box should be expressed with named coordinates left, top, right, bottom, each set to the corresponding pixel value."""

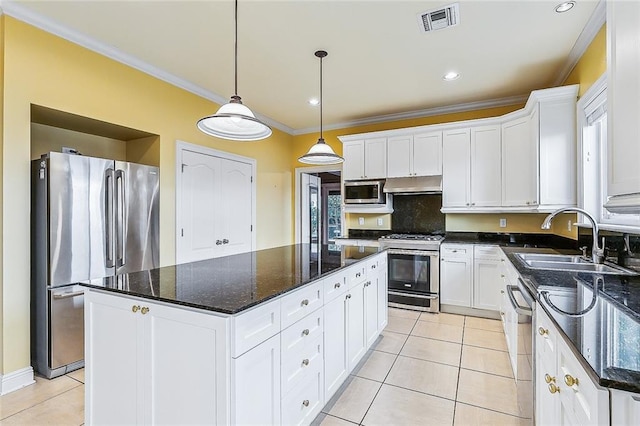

left=234, top=0, right=238, bottom=97
left=319, top=54, right=323, bottom=140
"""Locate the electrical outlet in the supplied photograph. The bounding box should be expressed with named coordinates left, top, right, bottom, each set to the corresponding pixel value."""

left=377, top=218, right=384, bottom=226
left=499, top=218, right=507, bottom=228
left=358, top=217, right=365, bottom=226
left=567, top=220, right=572, bottom=231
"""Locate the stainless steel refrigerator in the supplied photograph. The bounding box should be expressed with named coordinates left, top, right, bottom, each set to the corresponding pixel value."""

left=31, top=151, right=159, bottom=378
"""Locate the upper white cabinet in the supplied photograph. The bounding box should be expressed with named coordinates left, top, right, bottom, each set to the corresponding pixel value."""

left=442, top=129, right=471, bottom=208
left=471, top=125, right=502, bottom=207
left=501, top=113, right=537, bottom=207
left=606, top=1, right=640, bottom=212
left=342, top=138, right=387, bottom=181
left=387, top=132, right=442, bottom=178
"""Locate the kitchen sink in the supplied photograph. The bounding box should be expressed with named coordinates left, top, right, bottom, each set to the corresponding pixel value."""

left=515, top=253, right=637, bottom=275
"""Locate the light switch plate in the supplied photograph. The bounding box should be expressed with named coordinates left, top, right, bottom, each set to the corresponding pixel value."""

left=567, top=220, right=572, bottom=231
left=377, top=218, right=384, bottom=226
left=499, top=218, right=507, bottom=228
left=358, top=217, right=365, bottom=225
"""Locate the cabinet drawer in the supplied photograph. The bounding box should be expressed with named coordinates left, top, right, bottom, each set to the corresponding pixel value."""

left=323, top=272, right=347, bottom=302
left=281, top=309, right=323, bottom=357
left=281, top=281, right=323, bottom=330
left=474, top=245, right=501, bottom=259
left=281, top=334, right=323, bottom=397
left=232, top=298, right=281, bottom=358
left=346, top=264, right=367, bottom=289
left=441, top=244, right=472, bottom=258
left=281, top=364, right=323, bottom=426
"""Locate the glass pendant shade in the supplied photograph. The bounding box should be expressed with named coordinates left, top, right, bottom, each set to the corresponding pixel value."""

left=298, top=138, right=344, bottom=164
left=197, top=96, right=272, bottom=141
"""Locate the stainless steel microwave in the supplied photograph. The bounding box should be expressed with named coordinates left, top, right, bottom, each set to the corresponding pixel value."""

left=344, top=180, right=386, bottom=204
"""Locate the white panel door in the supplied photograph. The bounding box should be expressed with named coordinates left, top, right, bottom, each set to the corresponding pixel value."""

left=442, top=128, right=471, bottom=208
left=346, top=281, right=366, bottom=371
left=387, top=135, right=412, bottom=178
left=413, top=131, right=442, bottom=176
left=178, top=150, right=221, bottom=263
left=440, top=258, right=472, bottom=307
left=364, top=279, right=378, bottom=348
left=219, top=159, right=253, bottom=256
left=323, top=295, right=348, bottom=402
left=470, top=125, right=501, bottom=207
left=502, top=115, right=538, bottom=207
left=473, top=259, right=502, bottom=311
left=364, top=138, right=387, bottom=179
left=342, top=140, right=365, bottom=180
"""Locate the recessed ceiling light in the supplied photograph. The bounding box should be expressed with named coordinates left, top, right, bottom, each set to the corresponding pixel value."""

left=308, top=98, right=319, bottom=106
left=555, top=1, right=575, bottom=13
left=443, top=71, right=460, bottom=81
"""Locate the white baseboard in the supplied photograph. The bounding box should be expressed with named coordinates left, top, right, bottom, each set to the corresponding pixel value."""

left=0, top=366, right=35, bottom=395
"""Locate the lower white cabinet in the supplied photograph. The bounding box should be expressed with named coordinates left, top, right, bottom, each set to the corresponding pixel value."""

left=85, top=290, right=229, bottom=425
left=323, top=292, right=348, bottom=401
left=611, top=389, right=640, bottom=426
left=440, top=244, right=473, bottom=306
left=346, top=280, right=367, bottom=371
left=376, top=255, right=388, bottom=332
left=472, top=246, right=502, bottom=311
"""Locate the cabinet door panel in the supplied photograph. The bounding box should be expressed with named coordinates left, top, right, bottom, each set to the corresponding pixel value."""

left=440, top=257, right=472, bottom=307
left=364, top=138, right=387, bottom=179
left=343, top=141, right=365, bottom=180
left=323, top=296, right=348, bottom=401
left=502, top=115, right=537, bottom=206
left=413, top=132, right=442, bottom=176
left=387, top=135, right=413, bottom=178
left=443, top=129, right=471, bottom=207
left=473, top=259, right=501, bottom=311
left=364, top=280, right=379, bottom=348
left=347, top=281, right=366, bottom=370
left=470, top=125, right=501, bottom=207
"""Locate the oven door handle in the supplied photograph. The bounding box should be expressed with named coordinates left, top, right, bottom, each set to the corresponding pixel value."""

left=388, top=290, right=438, bottom=300
left=506, top=285, right=532, bottom=316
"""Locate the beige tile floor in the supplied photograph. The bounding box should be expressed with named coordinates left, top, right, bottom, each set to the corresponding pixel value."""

left=315, top=308, right=530, bottom=426
left=0, top=309, right=527, bottom=426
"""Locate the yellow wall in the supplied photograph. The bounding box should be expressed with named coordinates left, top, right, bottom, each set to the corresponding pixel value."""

left=0, top=17, right=293, bottom=374
left=31, top=123, right=128, bottom=161
left=0, top=15, right=5, bottom=375
left=563, top=25, right=607, bottom=97
left=446, top=213, right=578, bottom=239
left=345, top=213, right=392, bottom=230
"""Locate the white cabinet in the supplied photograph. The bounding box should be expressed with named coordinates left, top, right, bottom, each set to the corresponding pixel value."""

left=534, top=307, right=609, bottom=426
left=442, top=129, right=471, bottom=208
left=85, top=290, right=229, bottom=425
left=607, top=0, right=640, bottom=206
left=387, top=132, right=442, bottom=178
left=502, top=113, right=538, bottom=207
left=472, top=246, right=502, bottom=311
left=364, top=278, right=379, bottom=348
left=233, top=334, right=281, bottom=425
left=342, top=138, right=387, bottom=180
left=323, top=292, right=348, bottom=401
left=611, top=389, right=640, bottom=426
left=374, top=254, right=388, bottom=332
left=470, top=125, right=502, bottom=207
left=440, top=244, right=473, bottom=307
left=346, top=280, right=367, bottom=370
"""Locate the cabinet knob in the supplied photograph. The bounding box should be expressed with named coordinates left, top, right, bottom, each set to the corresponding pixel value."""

left=356, top=272, right=361, bottom=278
left=302, top=329, right=310, bottom=336
left=548, top=383, right=560, bottom=394
left=216, top=240, right=223, bottom=245
left=302, top=400, right=310, bottom=407
left=132, top=305, right=140, bottom=313
left=501, top=290, right=505, bottom=294
left=472, top=202, right=476, bottom=206
left=301, top=299, right=309, bottom=306
left=334, top=282, right=341, bottom=289
left=564, top=374, right=579, bottom=387
left=544, top=374, right=556, bottom=384
left=141, top=306, right=150, bottom=315
left=302, top=358, right=310, bottom=366
left=501, top=274, right=505, bottom=278
left=371, top=264, right=376, bottom=269
left=346, top=294, right=352, bottom=299
left=538, top=327, right=549, bottom=336
left=466, top=203, right=470, bottom=206
left=500, top=311, right=505, bottom=316
left=223, top=239, right=229, bottom=244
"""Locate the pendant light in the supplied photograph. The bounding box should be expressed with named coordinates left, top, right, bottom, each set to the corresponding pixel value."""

left=298, top=50, right=344, bottom=164
left=197, top=0, right=272, bottom=141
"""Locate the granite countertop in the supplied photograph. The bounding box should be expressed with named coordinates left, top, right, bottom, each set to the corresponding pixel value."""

left=502, top=247, right=640, bottom=393
left=80, top=244, right=381, bottom=315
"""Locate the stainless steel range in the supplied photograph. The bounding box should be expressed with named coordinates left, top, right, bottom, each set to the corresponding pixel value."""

left=378, top=233, right=443, bottom=312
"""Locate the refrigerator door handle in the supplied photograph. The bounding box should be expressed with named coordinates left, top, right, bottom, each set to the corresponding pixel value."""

left=105, top=169, right=115, bottom=268
left=115, top=169, right=127, bottom=268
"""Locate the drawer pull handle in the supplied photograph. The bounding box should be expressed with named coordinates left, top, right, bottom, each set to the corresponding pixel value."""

left=301, top=299, right=309, bottom=306
left=302, top=329, right=310, bottom=336
left=132, top=305, right=140, bottom=313
left=544, top=374, right=556, bottom=384
left=302, top=400, right=310, bottom=407
left=564, top=374, right=579, bottom=387
left=141, top=306, right=150, bottom=315
left=538, top=327, right=549, bottom=336
left=548, top=383, right=560, bottom=394
left=302, top=358, right=309, bottom=366
left=334, top=282, right=341, bottom=289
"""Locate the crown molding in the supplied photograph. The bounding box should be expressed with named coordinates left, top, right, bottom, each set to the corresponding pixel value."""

left=292, top=94, right=528, bottom=136
left=552, top=0, right=606, bottom=86
left=0, top=0, right=295, bottom=135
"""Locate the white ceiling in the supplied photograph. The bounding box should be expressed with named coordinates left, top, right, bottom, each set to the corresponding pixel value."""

left=5, top=0, right=601, bottom=134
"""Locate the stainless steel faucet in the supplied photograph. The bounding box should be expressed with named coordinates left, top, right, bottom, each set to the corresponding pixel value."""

left=541, top=207, right=605, bottom=264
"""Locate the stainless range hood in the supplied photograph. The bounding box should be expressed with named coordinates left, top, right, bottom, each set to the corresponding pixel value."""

left=383, top=176, right=442, bottom=194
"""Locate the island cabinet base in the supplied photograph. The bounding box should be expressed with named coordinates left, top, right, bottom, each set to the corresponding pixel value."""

left=84, top=251, right=388, bottom=425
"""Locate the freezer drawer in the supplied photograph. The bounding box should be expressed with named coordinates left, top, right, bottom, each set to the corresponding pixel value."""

left=50, top=284, right=85, bottom=370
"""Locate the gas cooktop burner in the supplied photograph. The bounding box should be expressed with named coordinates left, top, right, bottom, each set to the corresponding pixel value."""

left=381, top=233, right=444, bottom=241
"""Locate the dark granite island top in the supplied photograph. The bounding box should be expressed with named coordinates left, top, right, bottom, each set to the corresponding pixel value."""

left=80, top=244, right=381, bottom=315
left=502, top=247, right=640, bottom=394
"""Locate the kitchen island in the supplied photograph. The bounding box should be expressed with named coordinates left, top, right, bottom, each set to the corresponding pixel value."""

left=80, top=244, right=387, bottom=425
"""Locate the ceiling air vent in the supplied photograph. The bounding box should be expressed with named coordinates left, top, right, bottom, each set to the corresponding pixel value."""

left=417, top=3, right=460, bottom=33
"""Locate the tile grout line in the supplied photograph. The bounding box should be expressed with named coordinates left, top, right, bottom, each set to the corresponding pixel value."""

left=452, top=315, right=468, bottom=424
left=0, top=383, right=83, bottom=422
